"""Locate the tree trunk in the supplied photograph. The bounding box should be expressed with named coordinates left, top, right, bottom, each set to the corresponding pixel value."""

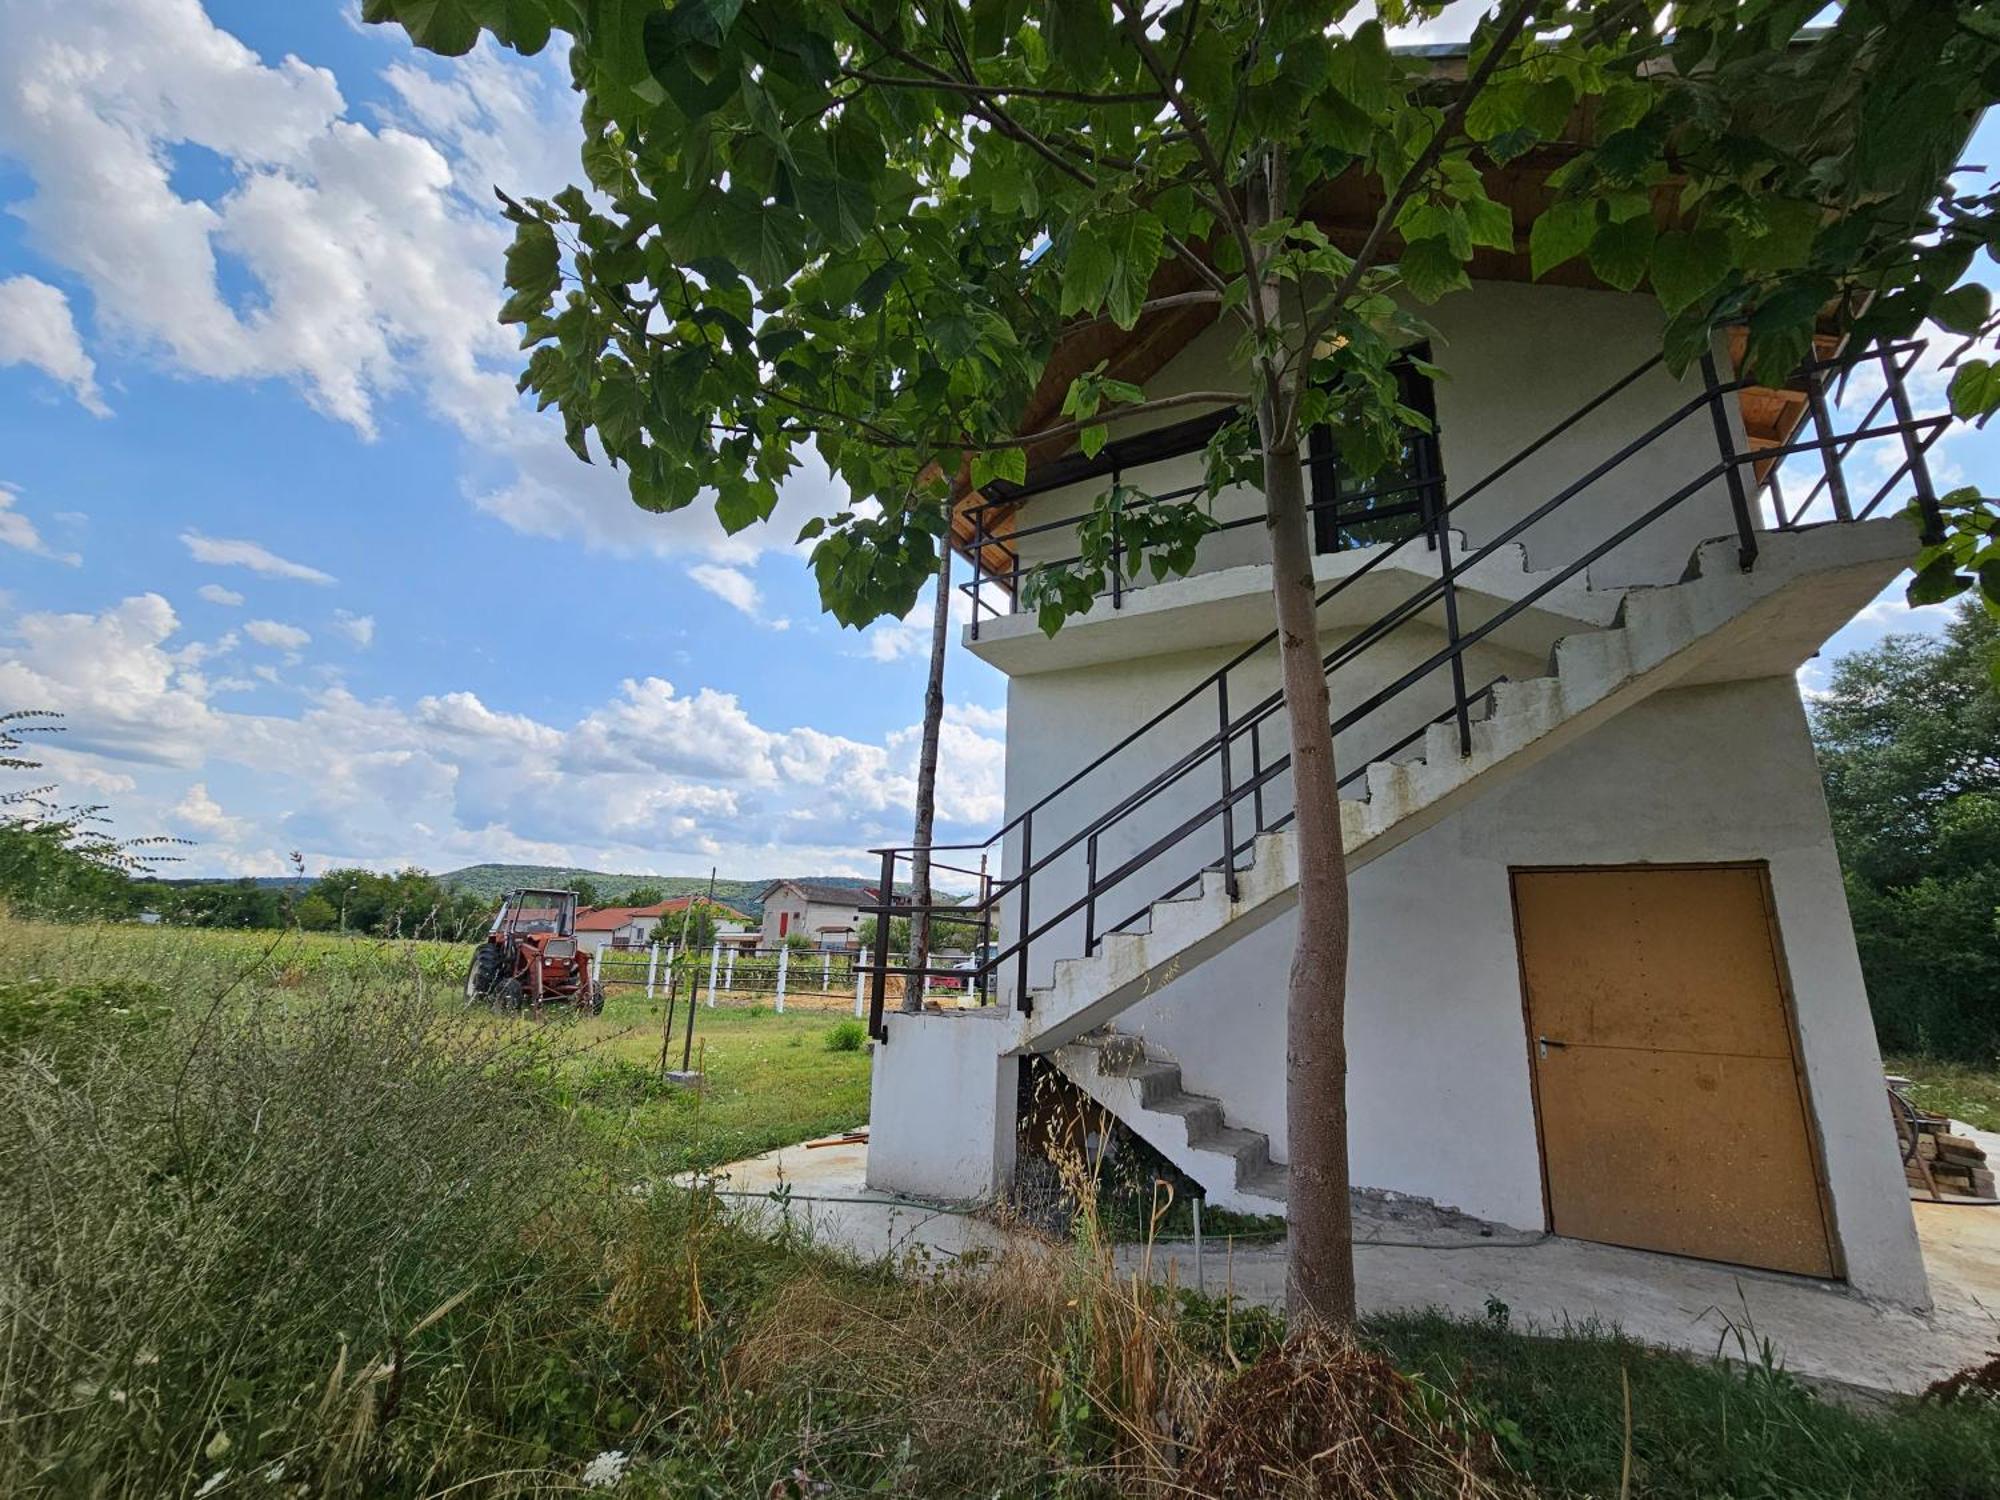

left=1258, top=390, right=1357, bottom=1328
left=904, top=531, right=954, bottom=1010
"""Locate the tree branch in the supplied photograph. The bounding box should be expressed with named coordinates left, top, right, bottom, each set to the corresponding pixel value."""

left=1112, top=0, right=1264, bottom=332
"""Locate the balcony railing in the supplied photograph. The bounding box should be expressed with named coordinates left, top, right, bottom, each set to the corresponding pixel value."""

left=862, top=338, right=1949, bottom=1043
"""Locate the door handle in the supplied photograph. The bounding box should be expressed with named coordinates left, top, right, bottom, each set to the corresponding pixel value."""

left=1537, top=1035, right=1568, bottom=1058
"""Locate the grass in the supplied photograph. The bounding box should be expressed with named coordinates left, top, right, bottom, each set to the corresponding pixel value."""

left=1371, top=1308, right=2000, bottom=1500
left=1886, top=1052, right=2000, bottom=1133
left=5, top=917, right=1999, bottom=1497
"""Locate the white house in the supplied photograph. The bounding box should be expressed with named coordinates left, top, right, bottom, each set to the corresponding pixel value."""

left=758, top=879, right=875, bottom=950
left=862, top=76, right=1954, bottom=1314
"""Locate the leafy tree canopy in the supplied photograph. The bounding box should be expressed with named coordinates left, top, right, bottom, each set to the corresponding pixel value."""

left=365, top=0, right=2000, bottom=632
left=1814, top=603, right=2000, bottom=1059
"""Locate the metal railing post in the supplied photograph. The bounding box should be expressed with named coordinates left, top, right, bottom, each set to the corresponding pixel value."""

left=970, top=504, right=986, bottom=641
left=1085, top=831, right=1099, bottom=953
left=1109, top=463, right=1124, bottom=611
left=1015, top=814, right=1033, bottom=1013
left=1806, top=376, right=1852, bottom=524
left=1217, top=679, right=1240, bottom=900
left=1700, top=348, right=1759, bottom=571
left=868, top=849, right=895, bottom=1038
left=1884, top=345, right=1945, bottom=544
left=1431, top=507, right=1473, bottom=757
left=1249, top=718, right=1265, bottom=833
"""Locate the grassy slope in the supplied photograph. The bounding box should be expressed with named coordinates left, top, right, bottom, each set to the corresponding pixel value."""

left=9, top=920, right=2000, bottom=1498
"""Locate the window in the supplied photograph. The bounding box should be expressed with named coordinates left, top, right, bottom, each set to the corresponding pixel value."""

left=1310, top=348, right=1444, bottom=555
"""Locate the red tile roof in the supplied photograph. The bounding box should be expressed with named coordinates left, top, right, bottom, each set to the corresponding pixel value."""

left=576, top=897, right=749, bottom=931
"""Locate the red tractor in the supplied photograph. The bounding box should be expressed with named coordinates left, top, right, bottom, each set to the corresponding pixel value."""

left=463, top=888, right=604, bottom=1014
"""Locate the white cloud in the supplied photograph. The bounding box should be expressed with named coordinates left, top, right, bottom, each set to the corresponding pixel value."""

left=0, top=275, right=108, bottom=415
left=180, top=530, right=335, bottom=584
left=171, top=780, right=251, bottom=841
left=196, top=583, right=244, bottom=605
left=0, top=482, right=81, bottom=564
left=685, top=563, right=787, bottom=628
left=0, top=0, right=850, bottom=566
left=243, top=618, right=310, bottom=651
left=332, top=608, right=375, bottom=646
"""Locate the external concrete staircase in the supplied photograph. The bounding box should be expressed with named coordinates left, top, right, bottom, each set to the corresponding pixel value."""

left=1030, top=519, right=1913, bottom=1212
left=1059, top=1029, right=1292, bottom=1213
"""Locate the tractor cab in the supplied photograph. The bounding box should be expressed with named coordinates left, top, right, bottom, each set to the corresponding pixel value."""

left=464, top=887, right=603, bottom=1014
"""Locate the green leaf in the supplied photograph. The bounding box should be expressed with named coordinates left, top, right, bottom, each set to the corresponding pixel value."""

left=1065, top=211, right=1165, bottom=328
left=1400, top=236, right=1470, bottom=303
left=1462, top=196, right=1513, bottom=253
left=1528, top=199, right=1597, bottom=280
left=1949, top=360, right=2000, bottom=421
left=1648, top=227, right=1730, bottom=317
left=1079, top=423, right=1109, bottom=458
left=1729, top=199, right=1819, bottom=275
left=1327, top=21, right=1392, bottom=113
left=362, top=0, right=481, bottom=55
left=1588, top=212, right=1654, bottom=292
left=1932, top=283, right=1993, bottom=337
left=1044, top=0, right=1113, bottom=82
left=1909, top=551, right=1973, bottom=606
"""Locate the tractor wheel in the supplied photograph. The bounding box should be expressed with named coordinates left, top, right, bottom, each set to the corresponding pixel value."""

left=492, top=976, right=526, bottom=1014
left=463, top=944, right=501, bottom=1003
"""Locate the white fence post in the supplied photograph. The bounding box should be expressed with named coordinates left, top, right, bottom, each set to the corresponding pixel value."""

left=821, top=953, right=830, bottom=992
left=776, top=945, right=789, bottom=1014
left=706, top=941, right=721, bottom=1007
left=724, top=948, right=736, bottom=992
left=644, top=941, right=659, bottom=999
left=853, top=963, right=865, bottom=1018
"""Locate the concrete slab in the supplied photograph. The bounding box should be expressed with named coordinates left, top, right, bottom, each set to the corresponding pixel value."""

left=698, top=1140, right=2000, bottom=1397
left=691, top=1140, right=1020, bottom=1270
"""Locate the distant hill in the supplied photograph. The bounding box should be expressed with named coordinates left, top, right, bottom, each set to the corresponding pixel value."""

left=435, top=865, right=888, bottom=917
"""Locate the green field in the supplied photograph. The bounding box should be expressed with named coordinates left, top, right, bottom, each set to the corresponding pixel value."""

left=6, top=918, right=1999, bottom=1498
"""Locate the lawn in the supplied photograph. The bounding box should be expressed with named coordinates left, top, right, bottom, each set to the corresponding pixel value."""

left=6, top=917, right=2000, bottom=1498
left=1885, top=1053, right=2000, bottom=1133
left=560, top=986, right=872, bottom=1172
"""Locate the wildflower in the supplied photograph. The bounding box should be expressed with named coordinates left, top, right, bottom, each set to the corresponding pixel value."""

left=581, top=1450, right=629, bottom=1490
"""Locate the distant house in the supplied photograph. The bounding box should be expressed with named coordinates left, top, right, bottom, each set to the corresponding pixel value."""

left=758, top=879, right=874, bottom=951
left=575, top=896, right=750, bottom=955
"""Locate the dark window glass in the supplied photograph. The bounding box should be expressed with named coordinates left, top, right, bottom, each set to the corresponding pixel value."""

left=1310, top=349, right=1444, bottom=555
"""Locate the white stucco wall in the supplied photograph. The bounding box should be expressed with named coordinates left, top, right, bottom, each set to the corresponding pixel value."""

left=1108, top=677, right=1925, bottom=1308
left=988, top=278, right=1747, bottom=618
left=866, top=1013, right=1019, bottom=1201
left=998, top=620, right=1540, bottom=999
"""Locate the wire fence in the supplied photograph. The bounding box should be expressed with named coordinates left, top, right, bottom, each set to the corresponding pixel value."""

left=590, top=941, right=991, bottom=1015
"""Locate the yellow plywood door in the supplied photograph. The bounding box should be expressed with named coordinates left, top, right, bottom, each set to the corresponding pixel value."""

left=1513, top=865, right=1837, bottom=1278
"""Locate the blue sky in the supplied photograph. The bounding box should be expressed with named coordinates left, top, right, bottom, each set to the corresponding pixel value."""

left=0, top=0, right=1987, bottom=879
left=0, top=0, right=1007, bottom=878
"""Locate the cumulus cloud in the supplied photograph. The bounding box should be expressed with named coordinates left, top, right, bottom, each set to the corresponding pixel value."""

left=181, top=530, right=335, bottom=584
left=0, top=482, right=81, bottom=564
left=196, top=583, right=244, bottom=605
left=0, top=275, right=108, bottom=415
left=332, top=608, right=375, bottom=646
left=0, top=0, right=848, bottom=563
left=243, top=618, right=310, bottom=651
left=0, top=591, right=1007, bottom=876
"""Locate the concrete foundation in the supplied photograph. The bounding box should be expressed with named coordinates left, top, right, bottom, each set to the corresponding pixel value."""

left=865, top=1010, right=1018, bottom=1202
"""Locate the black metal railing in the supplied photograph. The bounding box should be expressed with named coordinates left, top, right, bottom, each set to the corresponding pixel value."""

left=860, top=338, right=1948, bottom=1043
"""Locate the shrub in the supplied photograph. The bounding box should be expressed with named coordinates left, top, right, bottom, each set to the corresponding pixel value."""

left=825, top=1019, right=866, bottom=1052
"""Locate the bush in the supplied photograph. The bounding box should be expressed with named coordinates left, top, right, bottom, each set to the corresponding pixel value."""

left=825, top=1018, right=866, bottom=1052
